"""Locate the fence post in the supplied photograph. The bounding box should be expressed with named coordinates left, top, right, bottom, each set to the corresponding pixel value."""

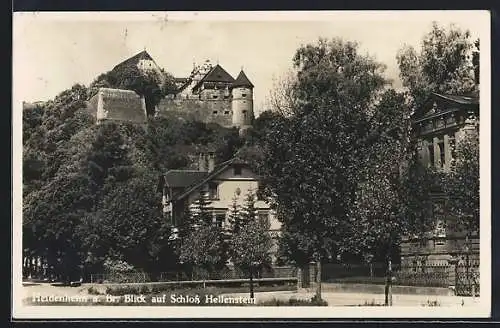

left=297, top=267, right=303, bottom=289
left=385, top=259, right=393, bottom=306
left=447, top=257, right=458, bottom=294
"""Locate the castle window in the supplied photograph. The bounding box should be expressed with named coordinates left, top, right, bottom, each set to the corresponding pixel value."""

left=213, top=111, right=218, bottom=115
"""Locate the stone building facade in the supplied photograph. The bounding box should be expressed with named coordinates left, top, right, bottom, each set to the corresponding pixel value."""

left=156, top=59, right=255, bottom=130
left=157, top=154, right=281, bottom=264
left=400, top=92, right=479, bottom=268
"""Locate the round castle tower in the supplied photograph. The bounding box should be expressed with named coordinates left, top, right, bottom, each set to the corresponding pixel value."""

left=231, top=70, right=254, bottom=129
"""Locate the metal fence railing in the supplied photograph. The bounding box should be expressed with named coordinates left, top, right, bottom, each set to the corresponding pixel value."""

left=321, top=261, right=480, bottom=294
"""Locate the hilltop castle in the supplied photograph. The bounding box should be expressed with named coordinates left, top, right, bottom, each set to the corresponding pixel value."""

left=87, top=51, right=255, bottom=130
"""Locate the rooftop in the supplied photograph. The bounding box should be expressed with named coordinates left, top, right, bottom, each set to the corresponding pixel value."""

left=232, top=70, right=254, bottom=88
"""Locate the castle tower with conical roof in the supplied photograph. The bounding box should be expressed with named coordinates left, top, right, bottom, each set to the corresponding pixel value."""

left=231, top=70, right=254, bottom=129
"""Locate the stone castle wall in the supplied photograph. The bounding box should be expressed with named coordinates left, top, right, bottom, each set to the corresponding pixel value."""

left=87, top=88, right=147, bottom=124
left=156, top=97, right=233, bottom=127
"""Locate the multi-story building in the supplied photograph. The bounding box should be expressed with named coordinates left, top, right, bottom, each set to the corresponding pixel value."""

left=400, top=91, right=479, bottom=268
left=157, top=153, right=281, bottom=263
left=86, top=50, right=256, bottom=130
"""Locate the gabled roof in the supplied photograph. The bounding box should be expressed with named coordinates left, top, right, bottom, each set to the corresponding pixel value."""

left=166, top=158, right=241, bottom=202
left=164, top=170, right=208, bottom=188
left=433, top=92, right=479, bottom=105
left=112, top=50, right=155, bottom=71
left=232, top=70, right=254, bottom=88
left=202, top=65, right=235, bottom=83
left=192, top=64, right=235, bottom=91
left=414, top=91, right=479, bottom=121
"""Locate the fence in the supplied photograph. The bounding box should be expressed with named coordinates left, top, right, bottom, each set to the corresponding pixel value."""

left=321, top=261, right=479, bottom=296
left=90, top=266, right=297, bottom=284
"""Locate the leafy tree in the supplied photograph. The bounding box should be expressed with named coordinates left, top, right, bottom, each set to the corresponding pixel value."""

left=258, top=38, right=389, bottom=298
left=91, top=170, right=166, bottom=272
left=179, top=191, right=228, bottom=276
left=231, top=217, right=273, bottom=298
left=443, top=130, right=479, bottom=239
left=88, top=66, right=177, bottom=116
left=343, top=90, right=436, bottom=263
left=397, top=22, right=478, bottom=108
left=266, top=69, right=300, bottom=117
left=227, top=194, right=242, bottom=233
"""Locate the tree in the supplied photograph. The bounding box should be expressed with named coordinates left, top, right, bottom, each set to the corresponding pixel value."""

left=397, top=22, right=478, bottom=109
left=258, top=38, right=389, bottom=299
left=444, top=130, right=479, bottom=238
left=344, top=89, right=436, bottom=263
left=88, top=66, right=177, bottom=116
left=231, top=212, right=273, bottom=298
left=266, top=69, right=300, bottom=117
left=179, top=191, right=228, bottom=277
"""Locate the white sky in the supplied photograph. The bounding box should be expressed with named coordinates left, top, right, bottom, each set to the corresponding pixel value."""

left=13, top=11, right=485, bottom=114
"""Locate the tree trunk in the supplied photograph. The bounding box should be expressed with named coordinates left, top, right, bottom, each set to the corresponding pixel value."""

left=249, top=269, right=254, bottom=299
left=384, top=258, right=393, bottom=306
left=315, top=260, right=322, bottom=300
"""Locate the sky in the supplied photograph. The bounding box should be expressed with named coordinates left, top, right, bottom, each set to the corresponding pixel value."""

left=13, top=11, right=486, bottom=115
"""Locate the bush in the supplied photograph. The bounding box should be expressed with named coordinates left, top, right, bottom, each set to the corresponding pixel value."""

left=105, top=285, right=141, bottom=296
left=259, top=296, right=328, bottom=306
left=359, top=299, right=385, bottom=306
left=87, top=286, right=101, bottom=295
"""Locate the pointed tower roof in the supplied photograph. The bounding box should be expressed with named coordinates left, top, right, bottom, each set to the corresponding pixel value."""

left=232, top=70, right=254, bottom=88
left=112, top=50, right=155, bottom=71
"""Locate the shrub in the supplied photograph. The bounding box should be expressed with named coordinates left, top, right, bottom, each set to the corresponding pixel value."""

left=105, top=285, right=141, bottom=296
left=422, top=300, right=441, bottom=307
left=87, top=286, right=101, bottom=295
left=359, top=299, right=385, bottom=306
left=259, top=296, right=328, bottom=306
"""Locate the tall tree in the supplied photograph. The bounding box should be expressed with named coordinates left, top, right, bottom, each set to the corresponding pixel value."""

left=258, top=38, right=389, bottom=298
left=231, top=216, right=273, bottom=298
left=179, top=191, right=228, bottom=276
left=397, top=22, right=478, bottom=108
left=443, top=130, right=480, bottom=238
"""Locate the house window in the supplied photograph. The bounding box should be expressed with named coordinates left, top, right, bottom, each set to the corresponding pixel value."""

left=224, top=111, right=230, bottom=115
left=242, top=94, right=247, bottom=97
left=234, top=165, right=242, bottom=176
left=208, top=182, right=219, bottom=199
left=258, top=213, right=269, bottom=226
left=213, top=95, right=218, bottom=99
left=213, top=111, right=218, bottom=115
left=215, top=214, right=225, bottom=228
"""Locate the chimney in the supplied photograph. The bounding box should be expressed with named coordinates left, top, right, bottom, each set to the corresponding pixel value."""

left=198, top=153, right=207, bottom=172
left=207, top=152, right=215, bottom=172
